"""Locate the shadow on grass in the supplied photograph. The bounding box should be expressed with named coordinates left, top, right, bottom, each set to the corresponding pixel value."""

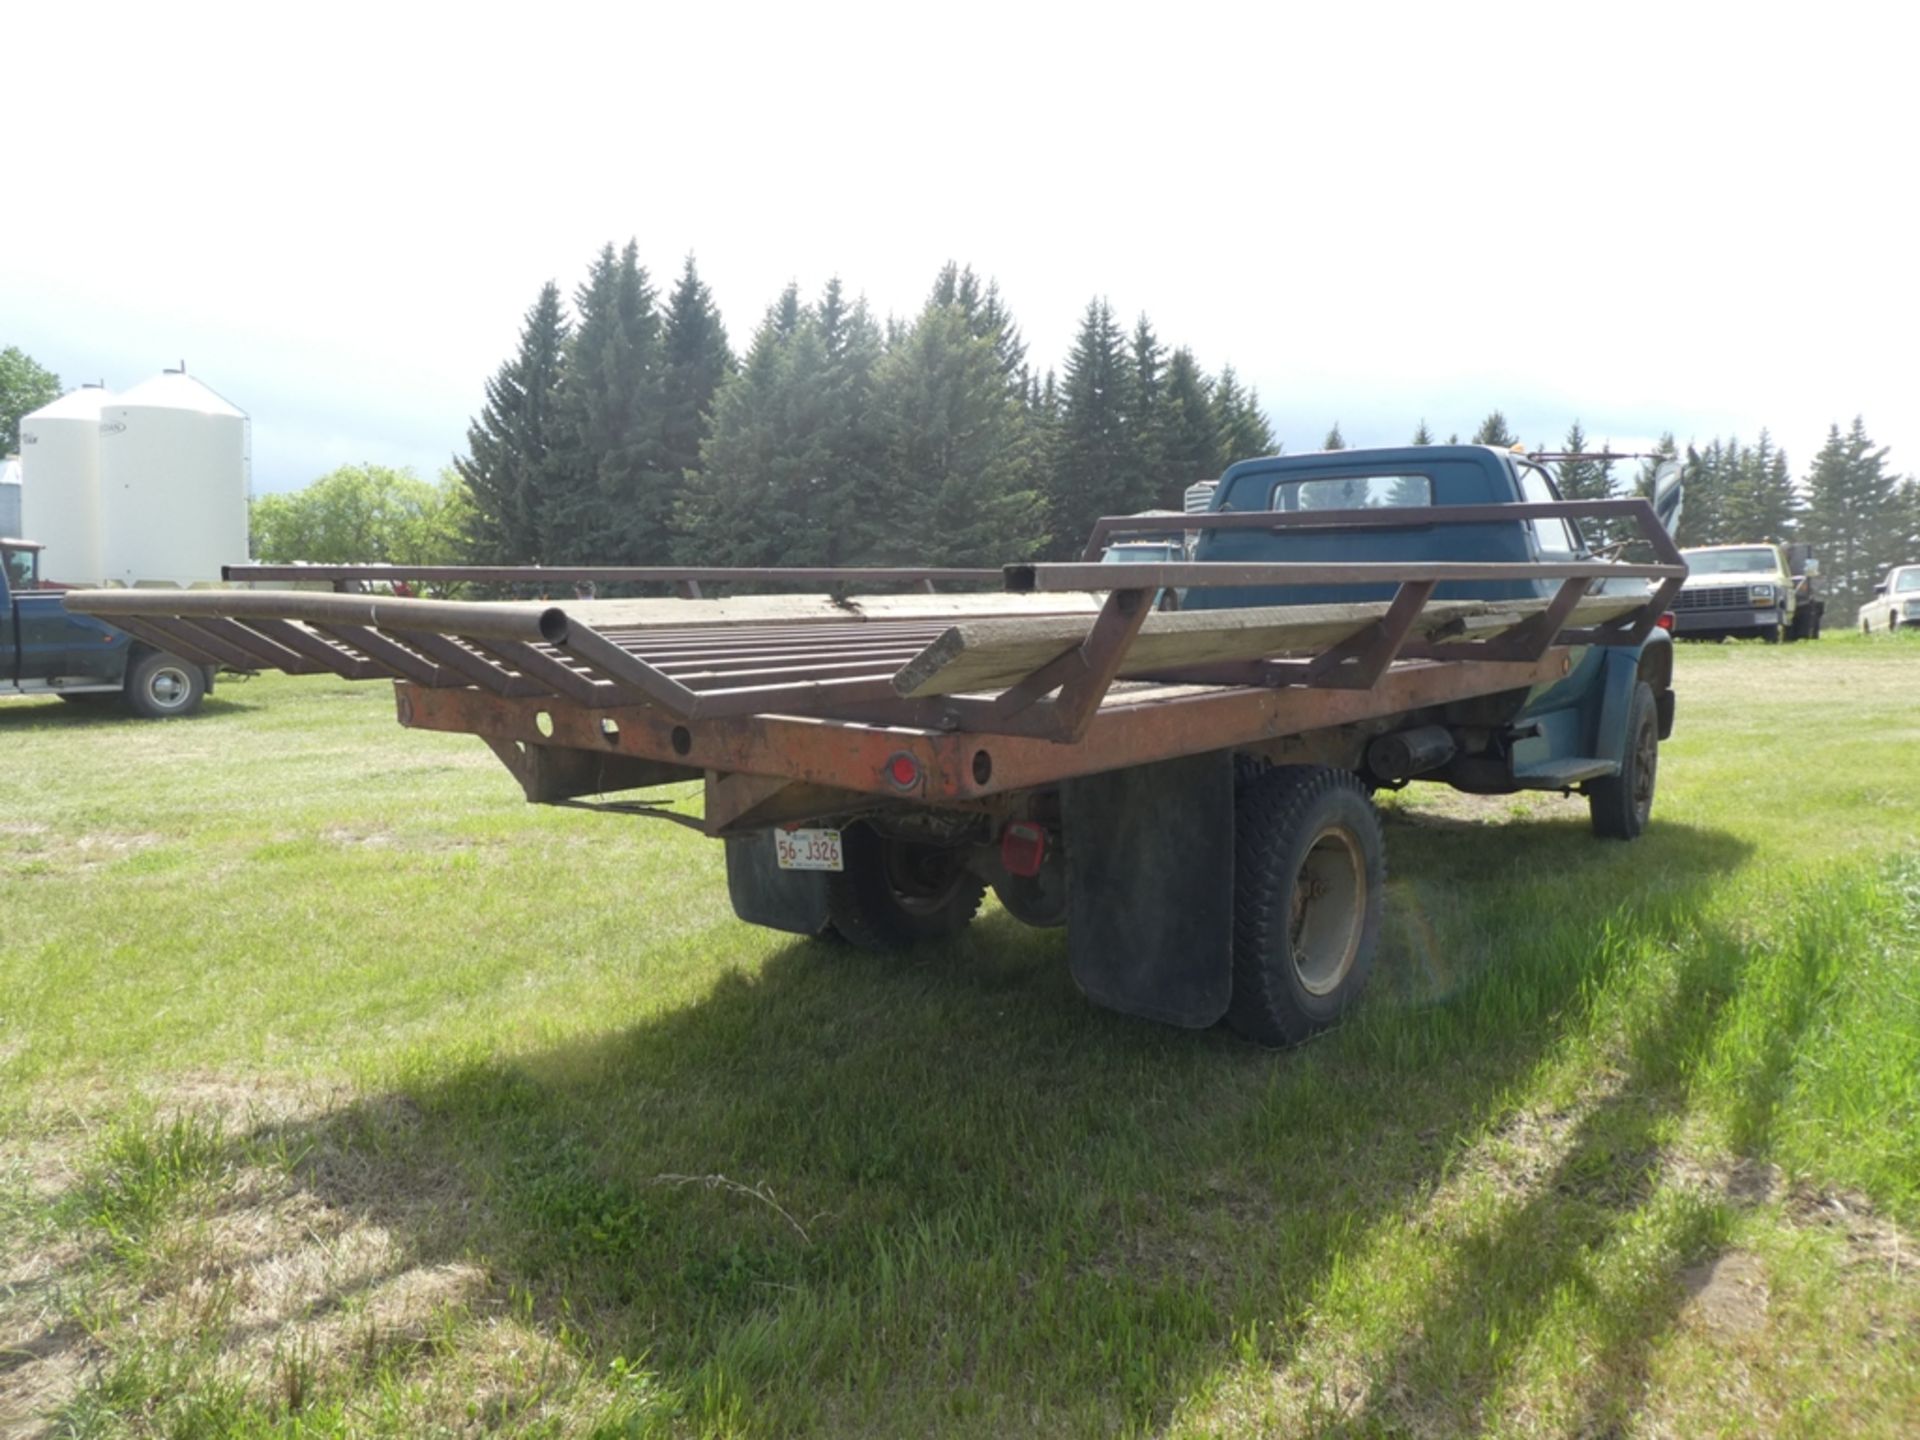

left=1316, top=893, right=1841, bottom=1437
left=0, top=692, right=259, bottom=730
left=35, top=819, right=1775, bottom=1434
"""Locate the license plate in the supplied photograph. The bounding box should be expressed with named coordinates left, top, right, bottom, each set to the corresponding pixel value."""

left=774, top=827, right=843, bottom=871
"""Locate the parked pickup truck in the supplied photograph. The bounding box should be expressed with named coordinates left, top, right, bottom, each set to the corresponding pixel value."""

left=1671, top=541, right=1818, bottom=642
left=1860, top=564, right=1920, bottom=633
left=65, top=445, right=1685, bottom=1046
left=3, top=538, right=214, bottom=716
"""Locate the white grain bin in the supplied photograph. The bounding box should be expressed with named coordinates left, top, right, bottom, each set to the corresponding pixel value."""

left=0, top=456, right=21, bottom=538
left=98, top=367, right=250, bottom=586
left=18, top=383, right=113, bottom=585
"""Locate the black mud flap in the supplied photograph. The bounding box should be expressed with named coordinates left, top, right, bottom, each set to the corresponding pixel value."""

left=1060, top=751, right=1235, bottom=1027
left=724, top=833, right=832, bottom=936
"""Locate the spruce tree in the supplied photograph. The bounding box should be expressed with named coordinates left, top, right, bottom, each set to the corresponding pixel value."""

left=1471, top=410, right=1516, bottom=447
left=1804, top=417, right=1899, bottom=618
left=659, top=255, right=734, bottom=488
left=1045, top=298, right=1137, bottom=557
left=1674, top=439, right=1727, bottom=547
left=932, top=262, right=1029, bottom=394
left=1158, top=348, right=1221, bottom=495
left=1125, top=314, right=1168, bottom=511
left=1717, top=429, right=1797, bottom=544
left=546, top=241, right=668, bottom=565
left=872, top=298, right=1046, bottom=566
left=1411, top=420, right=1434, bottom=445
left=455, top=281, right=569, bottom=563
left=1551, top=420, right=1613, bottom=550
left=1211, top=366, right=1276, bottom=466
left=1323, top=423, right=1346, bottom=451
left=677, top=280, right=889, bottom=568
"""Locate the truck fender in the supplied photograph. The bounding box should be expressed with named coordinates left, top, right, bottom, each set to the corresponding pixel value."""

left=1593, top=636, right=1673, bottom=762
left=1059, top=751, right=1236, bottom=1028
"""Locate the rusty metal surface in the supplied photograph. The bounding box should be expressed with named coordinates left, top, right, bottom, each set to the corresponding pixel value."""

left=395, top=649, right=1569, bottom=808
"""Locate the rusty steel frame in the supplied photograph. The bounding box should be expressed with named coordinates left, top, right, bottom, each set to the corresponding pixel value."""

left=394, top=646, right=1573, bottom=813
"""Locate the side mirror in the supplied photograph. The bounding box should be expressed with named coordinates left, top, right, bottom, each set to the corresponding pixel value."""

left=1651, top=459, right=1684, bottom=537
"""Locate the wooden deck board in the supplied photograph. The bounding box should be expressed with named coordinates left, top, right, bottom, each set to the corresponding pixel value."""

left=891, top=595, right=1644, bottom=698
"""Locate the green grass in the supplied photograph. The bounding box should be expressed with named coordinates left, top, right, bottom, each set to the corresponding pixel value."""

left=2, top=632, right=1917, bottom=1436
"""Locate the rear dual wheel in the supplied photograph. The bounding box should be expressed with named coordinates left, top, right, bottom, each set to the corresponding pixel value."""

left=1227, top=766, right=1385, bottom=1048
left=826, top=823, right=985, bottom=950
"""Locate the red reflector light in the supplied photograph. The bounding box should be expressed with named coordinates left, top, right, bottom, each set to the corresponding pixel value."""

left=1655, top=612, right=1675, bottom=632
left=885, top=753, right=920, bottom=789
left=1000, top=822, right=1047, bottom=878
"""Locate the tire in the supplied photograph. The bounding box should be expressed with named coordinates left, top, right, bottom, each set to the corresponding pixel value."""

left=124, top=650, right=207, bottom=719
left=1762, top=618, right=1783, bottom=644
left=1588, top=681, right=1658, bottom=840
left=825, top=823, right=985, bottom=950
left=992, top=871, right=1068, bottom=929
left=1226, top=766, right=1385, bottom=1048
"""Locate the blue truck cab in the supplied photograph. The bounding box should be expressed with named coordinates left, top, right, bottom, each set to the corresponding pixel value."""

left=1, top=539, right=213, bottom=717
left=1189, top=445, right=1677, bottom=836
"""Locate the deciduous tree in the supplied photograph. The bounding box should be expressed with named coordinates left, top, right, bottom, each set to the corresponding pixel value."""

left=0, top=347, right=61, bottom=452
left=252, top=464, right=470, bottom=567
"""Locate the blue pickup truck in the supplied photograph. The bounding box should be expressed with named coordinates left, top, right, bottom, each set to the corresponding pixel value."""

left=2, top=538, right=213, bottom=717
left=1185, top=444, right=1678, bottom=839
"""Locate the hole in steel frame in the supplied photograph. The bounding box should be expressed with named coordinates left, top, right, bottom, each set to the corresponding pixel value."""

left=972, top=749, right=992, bottom=785
left=534, top=711, right=554, bottom=738
left=600, top=717, right=621, bottom=743
left=670, top=725, right=693, bottom=757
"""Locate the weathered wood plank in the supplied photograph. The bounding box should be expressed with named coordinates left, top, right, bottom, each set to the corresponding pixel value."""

left=892, top=595, right=1643, bottom=698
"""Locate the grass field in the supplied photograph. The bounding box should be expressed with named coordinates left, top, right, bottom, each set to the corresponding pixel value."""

left=3, top=632, right=1917, bottom=1437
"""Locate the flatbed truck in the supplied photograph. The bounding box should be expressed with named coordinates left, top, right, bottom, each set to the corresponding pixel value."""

left=65, top=445, right=1687, bottom=1045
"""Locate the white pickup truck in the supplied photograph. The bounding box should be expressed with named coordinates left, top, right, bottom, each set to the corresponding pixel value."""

left=1861, top=565, right=1920, bottom=633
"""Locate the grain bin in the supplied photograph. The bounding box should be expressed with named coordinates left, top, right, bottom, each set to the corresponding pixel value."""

left=98, top=367, right=250, bottom=586
left=18, top=383, right=112, bottom=585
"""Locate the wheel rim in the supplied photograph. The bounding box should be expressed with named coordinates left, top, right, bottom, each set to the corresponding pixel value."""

left=881, top=840, right=968, bottom=916
left=1631, top=713, right=1658, bottom=823
left=1289, top=824, right=1366, bottom=996
left=148, top=665, right=193, bottom=710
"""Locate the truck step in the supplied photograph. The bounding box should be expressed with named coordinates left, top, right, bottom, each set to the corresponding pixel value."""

left=1511, top=757, right=1619, bottom=788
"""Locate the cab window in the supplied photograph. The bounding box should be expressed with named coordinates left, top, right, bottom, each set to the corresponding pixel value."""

left=1268, top=474, right=1432, bottom=511
left=1516, top=465, right=1580, bottom=557
left=2, top=546, right=37, bottom=590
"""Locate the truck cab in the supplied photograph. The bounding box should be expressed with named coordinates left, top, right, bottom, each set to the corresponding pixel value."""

left=1, top=538, right=213, bottom=716
left=1187, top=445, right=1676, bottom=829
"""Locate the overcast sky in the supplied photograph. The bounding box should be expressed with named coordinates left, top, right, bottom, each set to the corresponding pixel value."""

left=7, top=3, right=1915, bottom=495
